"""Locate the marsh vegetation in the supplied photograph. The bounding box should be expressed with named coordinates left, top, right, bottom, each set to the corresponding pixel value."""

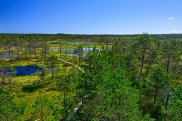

left=0, top=34, right=181, bottom=121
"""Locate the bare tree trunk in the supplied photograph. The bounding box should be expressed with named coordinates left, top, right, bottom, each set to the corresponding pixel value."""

left=166, top=55, right=171, bottom=73
left=165, top=93, right=170, bottom=110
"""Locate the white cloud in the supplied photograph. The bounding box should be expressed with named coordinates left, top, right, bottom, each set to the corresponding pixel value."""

left=171, top=29, right=182, bottom=33
left=168, top=17, right=175, bottom=20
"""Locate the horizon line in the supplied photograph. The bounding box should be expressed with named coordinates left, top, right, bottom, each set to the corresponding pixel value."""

left=0, top=32, right=182, bottom=35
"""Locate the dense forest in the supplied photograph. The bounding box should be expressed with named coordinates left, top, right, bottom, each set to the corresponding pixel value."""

left=0, top=33, right=181, bottom=121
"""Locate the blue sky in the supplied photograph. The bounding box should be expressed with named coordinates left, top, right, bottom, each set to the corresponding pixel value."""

left=0, top=0, right=182, bottom=34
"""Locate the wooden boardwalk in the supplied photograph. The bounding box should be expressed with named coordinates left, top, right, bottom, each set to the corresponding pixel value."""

left=59, top=59, right=86, bottom=121
left=59, top=59, right=85, bottom=74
